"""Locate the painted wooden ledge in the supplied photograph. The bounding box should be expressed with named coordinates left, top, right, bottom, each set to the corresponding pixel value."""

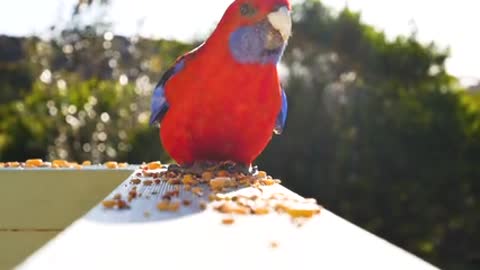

left=12, top=166, right=438, bottom=270
left=0, top=166, right=134, bottom=269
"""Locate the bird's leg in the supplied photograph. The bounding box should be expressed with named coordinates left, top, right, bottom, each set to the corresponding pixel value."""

left=169, top=161, right=258, bottom=176
left=219, top=161, right=258, bottom=176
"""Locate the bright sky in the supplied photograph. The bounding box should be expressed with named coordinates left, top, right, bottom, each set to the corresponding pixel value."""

left=1, top=0, right=478, bottom=85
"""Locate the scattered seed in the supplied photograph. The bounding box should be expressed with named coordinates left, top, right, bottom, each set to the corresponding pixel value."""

left=116, top=199, right=129, bottom=209
left=216, top=170, right=229, bottom=177
left=199, top=200, right=207, bottom=210
left=209, top=177, right=232, bottom=190
left=167, top=178, right=181, bottom=185
left=26, top=159, right=43, bottom=167
left=270, top=241, right=279, bottom=248
left=222, top=217, right=235, bottom=225
left=169, top=201, right=181, bottom=211
left=201, top=171, right=213, bottom=181
left=52, top=160, right=69, bottom=168
left=147, top=161, right=162, bottom=170
left=130, top=178, right=141, bottom=185
left=102, top=200, right=116, bottom=209
left=182, top=174, right=196, bottom=185
left=82, top=160, right=92, bottom=166
left=105, top=161, right=118, bottom=169
left=257, top=171, right=268, bottom=179
left=6, top=161, right=20, bottom=167
left=143, top=180, right=153, bottom=186
left=253, top=207, right=270, bottom=215
left=157, top=200, right=170, bottom=211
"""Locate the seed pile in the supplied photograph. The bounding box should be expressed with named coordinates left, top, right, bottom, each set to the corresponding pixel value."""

left=0, top=159, right=129, bottom=169
left=102, top=161, right=322, bottom=225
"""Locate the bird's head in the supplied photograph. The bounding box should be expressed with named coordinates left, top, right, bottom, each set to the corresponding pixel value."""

left=211, top=0, right=292, bottom=64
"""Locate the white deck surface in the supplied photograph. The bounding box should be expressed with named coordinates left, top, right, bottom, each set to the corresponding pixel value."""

left=17, top=169, right=438, bottom=270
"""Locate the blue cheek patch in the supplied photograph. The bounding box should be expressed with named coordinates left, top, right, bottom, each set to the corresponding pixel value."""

left=229, top=24, right=286, bottom=65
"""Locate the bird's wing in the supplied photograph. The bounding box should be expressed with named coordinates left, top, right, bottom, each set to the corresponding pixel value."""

left=149, top=45, right=201, bottom=125
left=273, top=87, right=288, bottom=135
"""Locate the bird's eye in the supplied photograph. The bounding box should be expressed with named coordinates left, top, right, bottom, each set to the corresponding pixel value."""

left=240, top=3, right=256, bottom=16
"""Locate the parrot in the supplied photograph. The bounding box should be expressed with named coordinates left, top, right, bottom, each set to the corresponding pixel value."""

left=150, top=0, right=291, bottom=168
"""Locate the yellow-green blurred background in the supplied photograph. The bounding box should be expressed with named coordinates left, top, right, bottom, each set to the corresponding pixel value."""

left=1, top=1, right=479, bottom=269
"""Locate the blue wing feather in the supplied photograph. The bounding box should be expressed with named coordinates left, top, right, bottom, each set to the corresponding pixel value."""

left=150, top=44, right=205, bottom=125
left=274, top=88, right=288, bottom=135
left=149, top=58, right=186, bottom=125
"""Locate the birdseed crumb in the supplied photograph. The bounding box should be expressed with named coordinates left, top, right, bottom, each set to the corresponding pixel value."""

left=105, top=161, right=118, bottom=169
left=222, top=217, right=235, bottom=225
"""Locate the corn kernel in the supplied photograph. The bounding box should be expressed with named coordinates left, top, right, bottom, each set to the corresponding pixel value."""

left=0, top=162, right=5, bottom=168
left=199, top=200, right=207, bottom=210
left=116, top=199, right=129, bottom=209
left=102, top=200, right=116, bottom=209
left=156, top=200, right=170, bottom=211
left=284, top=203, right=321, bottom=218
left=167, top=178, right=180, bottom=185
left=201, top=171, right=214, bottom=181
left=143, top=180, right=153, bottom=186
left=217, top=170, right=229, bottom=177
left=105, top=161, right=118, bottom=169
left=7, top=161, right=20, bottom=168
left=82, top=160, right=92, bottom=166
left=192, top=187, right=203, bottom=197
left=222, top=217, right=235, bottom=225
left=217, top=202, right=249, bottom=215
left=168, top=201, right=181, bottom=211
left=261, top=179, right=276, bottom=186
left=73, top=164, right=83, bottom=170
left=147, top=161, right=162, bottom=170
left=270, top=241, right=279, bottom=248
left=209, top=177, right=232, bottom=190
left=182, top=174, right=196, bottom=185
left=26, top=159, right=43, bottom=167
left=257, top=171, right=268, bottom=179
left=253, top=207, right=270, bottom=215
left=130, top=178, right=141, bottom=185
left=52, top=160, right=70, bottom=168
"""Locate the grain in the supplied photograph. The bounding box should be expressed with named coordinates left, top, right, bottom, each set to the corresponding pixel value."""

left=26, top=159, right=43, bottom=167
left=147, top=161, right=162, bottom=170
left=104, top=161, right=118, bottom=169
left=222, top=217, right=235, bottom=225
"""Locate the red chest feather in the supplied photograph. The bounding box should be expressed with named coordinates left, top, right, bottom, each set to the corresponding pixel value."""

left=160, top=58, right=282, bottom=165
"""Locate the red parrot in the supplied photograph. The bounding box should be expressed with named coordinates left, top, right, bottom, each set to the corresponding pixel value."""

left=150, top=0, right=291, bottom=166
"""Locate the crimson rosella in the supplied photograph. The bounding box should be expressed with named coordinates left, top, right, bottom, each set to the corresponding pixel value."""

left=150, top=0, right=291, bottom=166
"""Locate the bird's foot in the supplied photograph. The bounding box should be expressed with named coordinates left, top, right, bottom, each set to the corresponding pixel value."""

left=167, top=161, right=258, bottom=176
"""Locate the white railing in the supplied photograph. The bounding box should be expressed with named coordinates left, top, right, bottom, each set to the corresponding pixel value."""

left=1, top=165, right=438, bottom=270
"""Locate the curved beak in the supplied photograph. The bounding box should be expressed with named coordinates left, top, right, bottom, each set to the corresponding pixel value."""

left=267, top=6, right=292, bottom=41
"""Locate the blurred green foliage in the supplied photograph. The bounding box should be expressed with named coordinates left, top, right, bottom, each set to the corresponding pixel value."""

left=0, top=1, right=479, bottom=269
